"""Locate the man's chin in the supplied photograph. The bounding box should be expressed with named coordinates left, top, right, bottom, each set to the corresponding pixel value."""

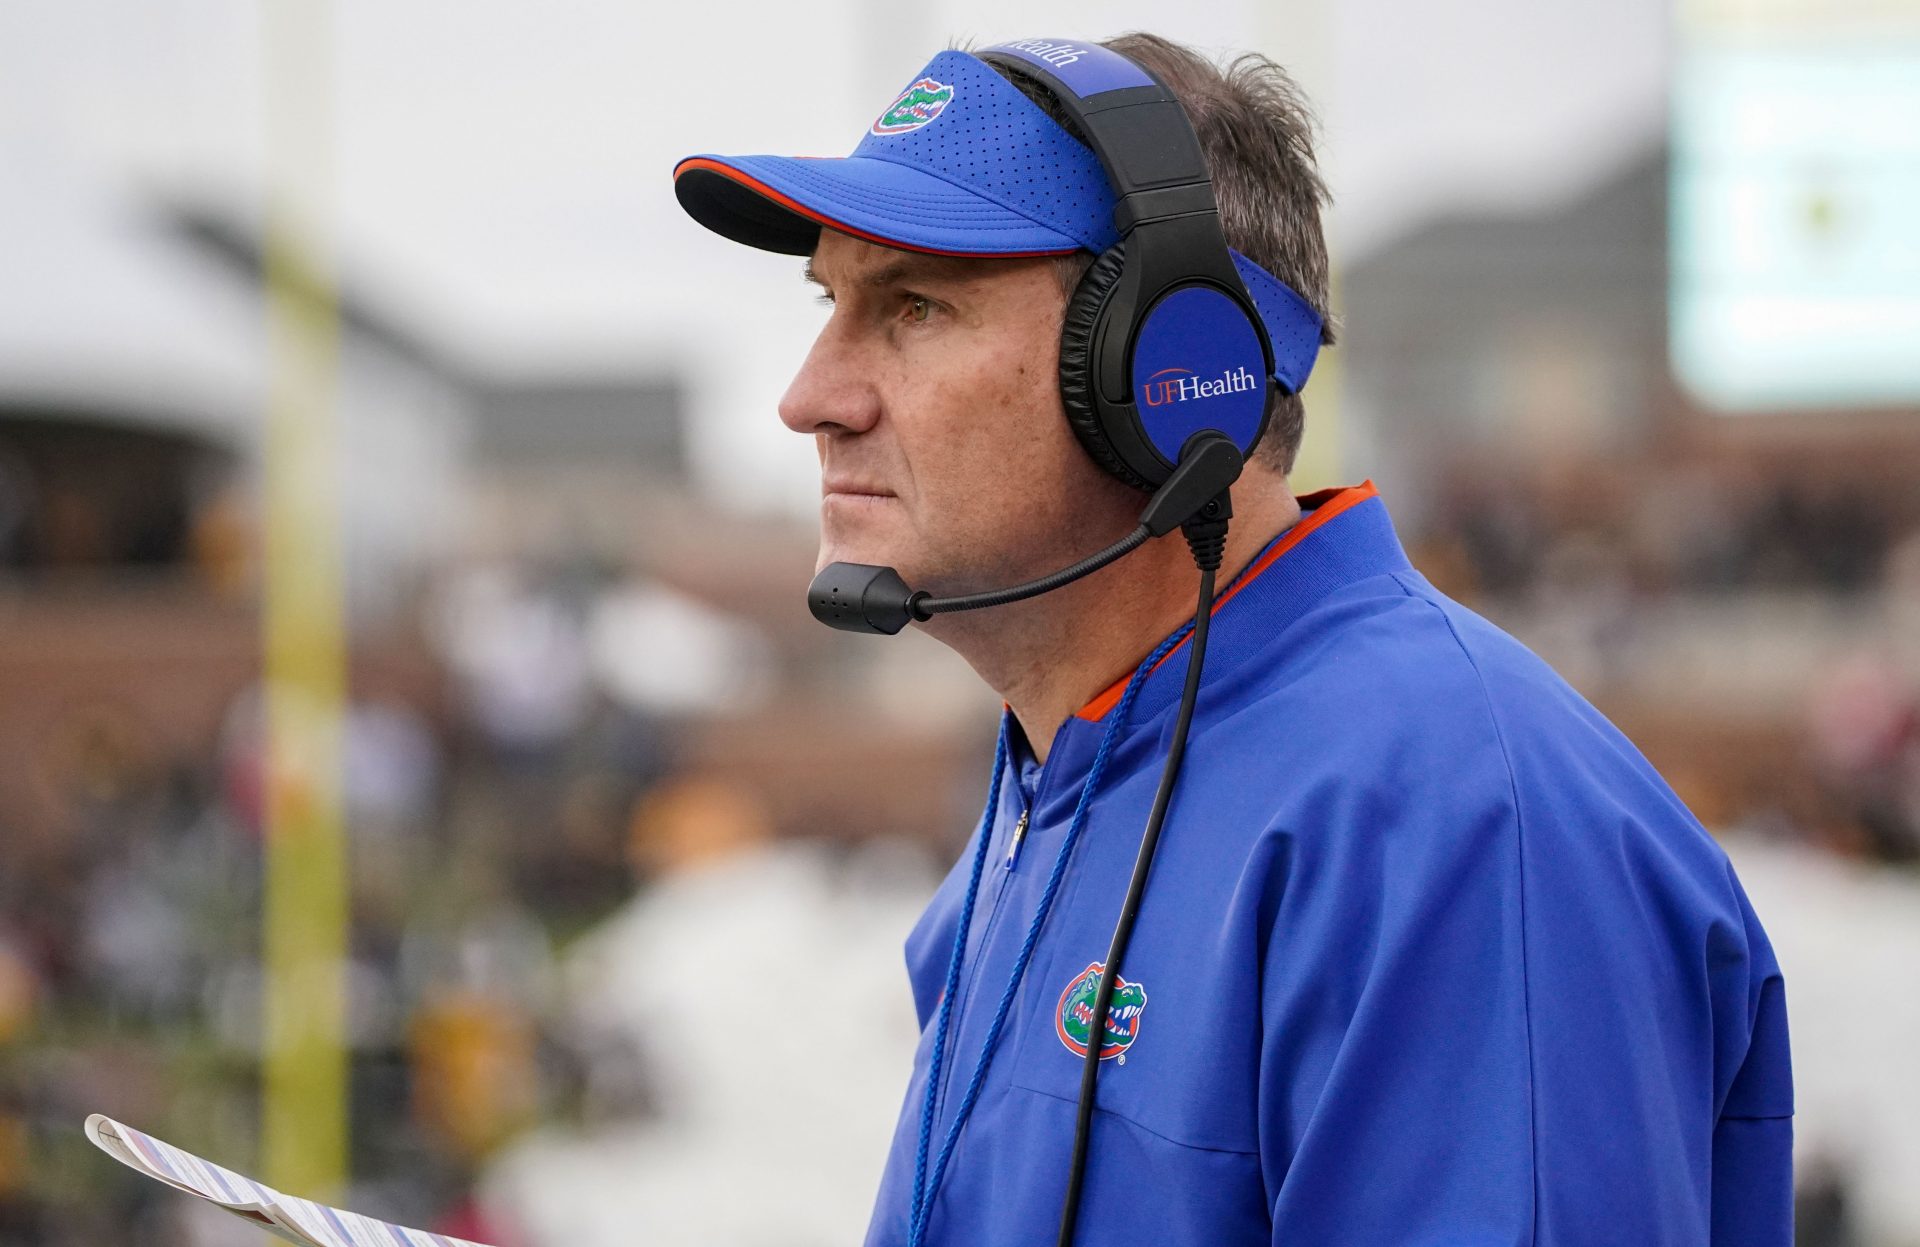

left=817, top=496, right=887, bottom=556
left=816, top=505, right=913, bottom=577
left=815, top=541, right=916, bottom=582
left=815, top=532, right=952, bottom=597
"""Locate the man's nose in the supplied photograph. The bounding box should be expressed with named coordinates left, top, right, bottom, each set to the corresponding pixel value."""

left=778, top=327, right=881, bottom=437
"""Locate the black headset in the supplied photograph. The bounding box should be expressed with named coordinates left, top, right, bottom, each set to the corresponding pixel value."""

left=983, top=40, right=1281, bottom=491
left=808, top=40, right=1322, bottom=635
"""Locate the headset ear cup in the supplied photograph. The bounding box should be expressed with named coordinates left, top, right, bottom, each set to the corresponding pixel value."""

left=1058, top=243, right=1155, bottom=492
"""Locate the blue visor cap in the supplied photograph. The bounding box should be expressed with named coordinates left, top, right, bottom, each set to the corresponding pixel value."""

left=675, top=50, right=1116, bottom=257
left=673, top=47, right=1325, bottom=392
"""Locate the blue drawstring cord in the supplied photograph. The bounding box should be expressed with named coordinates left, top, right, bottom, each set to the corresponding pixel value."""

left=908, top=719, right=1009, bottom=1238
left=907, top=624, right=1193, bottom=1247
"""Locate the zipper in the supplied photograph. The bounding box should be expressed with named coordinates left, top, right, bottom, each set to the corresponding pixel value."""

left=931, top=737, right=1042, bottom=1142
left=1004, top=805, right=1031, bottom=871
left=1004, top=730, right=1054, bottom=873
left=934, top=794, right=1027, bottom=1131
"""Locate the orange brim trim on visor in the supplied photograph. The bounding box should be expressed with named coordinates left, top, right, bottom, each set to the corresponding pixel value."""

left=673, top=157, right=1082, bottom=260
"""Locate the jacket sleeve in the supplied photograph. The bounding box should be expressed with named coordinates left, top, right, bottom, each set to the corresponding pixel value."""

left=1708, top=879, right=1794, bottom=1246
left=1256, top=727, right=1791, bottom=1245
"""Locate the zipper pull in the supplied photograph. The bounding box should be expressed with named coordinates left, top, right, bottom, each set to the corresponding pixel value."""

left=1004, top=808, right=1031, bottom=871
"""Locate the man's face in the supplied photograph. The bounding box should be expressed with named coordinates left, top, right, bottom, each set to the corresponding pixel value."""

left=781, top=230, right=1139, bottom=598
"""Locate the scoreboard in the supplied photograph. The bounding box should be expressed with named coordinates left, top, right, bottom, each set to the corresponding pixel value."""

left=1670, top=0, right=1920, bottom=412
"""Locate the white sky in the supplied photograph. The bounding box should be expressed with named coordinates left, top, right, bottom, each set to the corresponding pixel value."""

left=0, top=0, right=1669, bottom=512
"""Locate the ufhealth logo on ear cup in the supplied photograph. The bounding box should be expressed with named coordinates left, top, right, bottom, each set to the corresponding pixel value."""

left=1129, top=285, right=1270, bottom=462
left=1060, top=240, right=1274, bottom=493
left=1058, top=243, right=1154, bottom=490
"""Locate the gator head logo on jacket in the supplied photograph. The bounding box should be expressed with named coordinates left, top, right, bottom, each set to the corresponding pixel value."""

left=1056, top=962, right=1147, bottom=1060
left=871, top=78, right=955, bottom=135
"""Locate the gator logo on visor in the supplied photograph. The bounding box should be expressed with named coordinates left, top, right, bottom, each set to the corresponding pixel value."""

left=1056, top=962, right=1146, bottom=1060
left=871, top=77, right=955, bottom=135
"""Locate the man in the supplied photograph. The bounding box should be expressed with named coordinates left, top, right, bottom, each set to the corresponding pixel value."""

left=673, top=32, right=1792, bottom=1247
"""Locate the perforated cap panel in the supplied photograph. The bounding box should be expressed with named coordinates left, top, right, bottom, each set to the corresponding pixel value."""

left=849, top=51, right=1117, bottom=252
left=1232, top=252, right=1324, bottom=394
left=673, top=50, right=1119, bottom=258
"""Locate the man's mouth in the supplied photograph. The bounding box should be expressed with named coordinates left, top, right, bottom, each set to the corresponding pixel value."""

left=821, top=477, right=895, bottom=500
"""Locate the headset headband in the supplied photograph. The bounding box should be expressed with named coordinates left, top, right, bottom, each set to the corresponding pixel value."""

left=979, top=40, right=1280, bottom=487
left=976, top=41, right=1229, bottom=240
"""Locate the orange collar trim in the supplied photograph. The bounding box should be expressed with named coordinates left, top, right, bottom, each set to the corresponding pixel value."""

left=1074, top=480, right=1381, bottom=723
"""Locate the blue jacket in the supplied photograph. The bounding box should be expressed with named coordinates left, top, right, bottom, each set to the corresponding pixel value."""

left=863, top=483, right=1793, bottom=1246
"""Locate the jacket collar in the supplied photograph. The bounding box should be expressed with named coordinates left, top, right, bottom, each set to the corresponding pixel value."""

left=1009, top=481, right=1411, bottom=816
left=1077, top=480, right=1401, bottom=723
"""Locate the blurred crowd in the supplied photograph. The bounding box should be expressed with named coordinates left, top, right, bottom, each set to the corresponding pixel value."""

left=0, top=479, right=951, bottom=1245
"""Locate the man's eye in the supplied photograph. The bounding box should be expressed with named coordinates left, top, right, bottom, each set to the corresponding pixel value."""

left=907, top=296, right=932, bottom=323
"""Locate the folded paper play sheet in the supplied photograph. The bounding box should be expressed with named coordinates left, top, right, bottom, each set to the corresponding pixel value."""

left=85, top=1114, right=491, bottom=1247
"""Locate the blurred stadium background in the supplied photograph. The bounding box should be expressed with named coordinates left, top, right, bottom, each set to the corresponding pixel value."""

left=2, top=0, right=1918, bottom=1244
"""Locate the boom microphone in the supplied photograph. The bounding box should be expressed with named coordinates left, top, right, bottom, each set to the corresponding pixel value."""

left=807, top=434, right=1245, bottom=635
